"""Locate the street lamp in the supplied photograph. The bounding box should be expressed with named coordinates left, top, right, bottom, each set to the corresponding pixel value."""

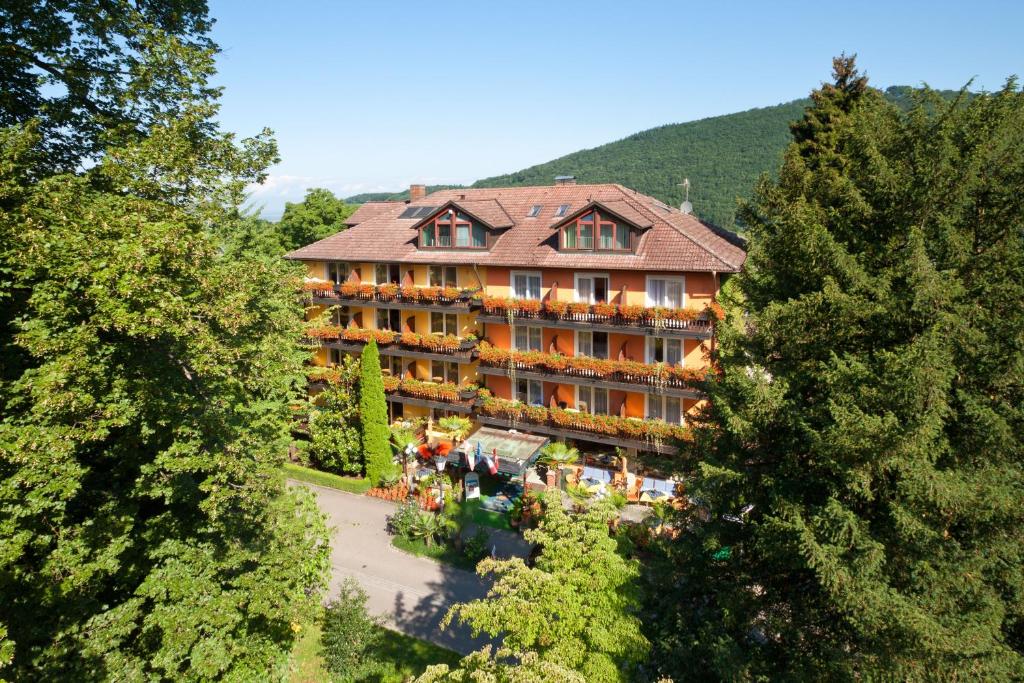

left=432, top=453, right=447, bottom=511
left=403, top=443, right=417, bottom=498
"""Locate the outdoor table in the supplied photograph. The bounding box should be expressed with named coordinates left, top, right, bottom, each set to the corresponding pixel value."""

left=580, top=477, right=605, bottom=493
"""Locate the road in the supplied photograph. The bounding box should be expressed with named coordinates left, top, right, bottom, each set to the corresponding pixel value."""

left=293, top=481, right=509, bottom=655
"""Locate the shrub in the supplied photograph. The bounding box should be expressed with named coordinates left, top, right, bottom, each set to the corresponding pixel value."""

left=321, top=578, right=384, bottom=681
left=387, top=500, right=421, bottom=538
left=464, top=528, right=490, bottom=564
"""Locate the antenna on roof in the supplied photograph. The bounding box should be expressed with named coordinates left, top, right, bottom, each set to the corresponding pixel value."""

left=678, top=178, right=693, bottom=215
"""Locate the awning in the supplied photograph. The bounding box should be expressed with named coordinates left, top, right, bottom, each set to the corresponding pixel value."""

left=450, top=427, right=548, bottom=477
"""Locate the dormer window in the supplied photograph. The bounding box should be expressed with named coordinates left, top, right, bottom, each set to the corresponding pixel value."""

left=560, top=209, right=631, bottom=251
left=420, top=208, right=486, bottom=249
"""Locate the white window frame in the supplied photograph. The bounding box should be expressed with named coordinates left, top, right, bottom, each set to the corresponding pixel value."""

left=646, top=394, right=684, bottom=424
left=513, top=325, right=543, bottom=352
left=575, top=330, right=609, bottom=359
left=430, top=311, right=459, bottom=335
left=645, top=275, right=686, bottom=309
left=517, top=378, right=544, bottom=406
left=573, top=272, right=610, bottom=304
left=576, top=385, right=609, bottom=415
left=510, top=270, right=542, bottom=300
left=645, top=336, right=685, bottom=366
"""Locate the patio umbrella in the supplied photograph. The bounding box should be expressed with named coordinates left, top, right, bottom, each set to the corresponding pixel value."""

left=467, top=441, right=479, bottom=471
left=488, top=447, right=499, bottom=475
left=640, top=489, right=669, bottom=503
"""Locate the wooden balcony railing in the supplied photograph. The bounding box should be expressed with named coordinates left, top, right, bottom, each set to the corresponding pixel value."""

left=303, top=280, right=479, bottom=307
left=304, top=326, right=478, bottom=355
left=477, top=296, right=722, bottom=332
left=476, top=389, right=691, bottom=445
left=477, top=343, right=705, bottom=391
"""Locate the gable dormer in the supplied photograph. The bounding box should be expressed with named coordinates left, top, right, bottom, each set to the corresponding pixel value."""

left=414, top=199, right=512, bottom=250
left=552, top=200, right=652, bottom=253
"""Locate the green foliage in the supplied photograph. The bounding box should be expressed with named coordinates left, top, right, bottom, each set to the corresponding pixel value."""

left=320, top=578, right=385, bottom=682
left=437, top=415, right=472, bottom=442
left=345, top=184, right=464, bottom=204
left=359, top=339, right=393, bottom=486
left=415, top=646, right=586, bottom=683
left=0, top=6, right=328, bottom=677
left=309, top=356, right=363, bottom=475
left=652, top=57, right=1024, bottom=680
left=463, top=528, right=491, bottom=565
left=445, top=495, right=649, bottom=682
left=278, top=187, right=357, bottom=251
left=387, top=500, right=422, bottom=538
left=283, top=462, right=371, bottom=494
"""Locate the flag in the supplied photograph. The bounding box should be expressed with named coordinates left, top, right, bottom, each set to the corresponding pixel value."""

left=488, top=448, right=499, bottom=475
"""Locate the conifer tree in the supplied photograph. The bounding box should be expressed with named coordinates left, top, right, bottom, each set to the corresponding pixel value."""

left=359, top=339, right=392, bottom=485
left=649, top=57, right=1024, bottom=680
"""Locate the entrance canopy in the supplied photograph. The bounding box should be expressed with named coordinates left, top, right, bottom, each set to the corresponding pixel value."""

left=450, top=427, right=548, bottom=477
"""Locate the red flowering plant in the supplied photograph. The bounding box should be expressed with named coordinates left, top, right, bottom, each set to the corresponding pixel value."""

left=593, top=301, right=617, bottom=318
left=397, top=378, right=462, bottom=403
left=441, top=286, right=463, bottom=301
left=544, top=299, right=568, bottom=316
left=307, top=366, right=343, bottom=384
left=377, top=283, right=399, bottom=299
left=517, top=298, right=542, bottom=315
left=415, top=334, right=463, bottom=354
left=340, top=328, right=397, bottom=345
left=618, top=304, right=644, bottom=320
left=357, top=283, right=376, bottom=298
left=400, top=285, right=420, bottom=301
left=706, top=301, right=725, bottom=321
left=302, top=279, right=334, bottom=293
left=305, top=324, right=343, bottom=340
left=382, top=375, right=400, bottom=392
left=339, top=281, right=360, bottom=297
left=566, top=302, right=591, bottom=317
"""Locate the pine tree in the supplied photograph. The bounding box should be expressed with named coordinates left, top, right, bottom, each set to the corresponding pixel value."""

left=648, top=57, right=1024, bottom=680
left=359, top=339, right=393, bottom=486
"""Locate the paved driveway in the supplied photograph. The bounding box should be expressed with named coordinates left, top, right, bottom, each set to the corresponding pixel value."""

left=293, top=481, right=508, bottom=655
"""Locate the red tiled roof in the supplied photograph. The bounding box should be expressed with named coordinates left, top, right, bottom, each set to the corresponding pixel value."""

left=344, top=201, right=404, bottom=226
left=288, top=184, right=746, bottom=272
left=425, top=199, right=514, bottom=229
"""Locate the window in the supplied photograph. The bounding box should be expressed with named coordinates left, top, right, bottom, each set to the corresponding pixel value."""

left=527, top=205, right=542, bottom=217
left=577, top=386, right=609, bottom=415
left=431, top=312, right=459, bottom=335
left=511, top=271, right=542, bottom=300
left=646, top=276, right=685, bottom=308
left=326, top=261, right=348, bottom=284
left=431, top=360, right=459, bottom=384
left=560, top=209, right=630, bottom=251
left=554, top=204, right=570, bottom=217
left=375, top=263, right=401, bottom=285
left=331, top=306, right=350, bottom=327
left=329, top=348, right=342, bottom=366
left=648, top=395, right=683, bottom=424
left=647, top=336, right=683, bottom=366
left=514, top=325, right=542, bottom=352
left=576, top=331, right=609, bottom=358
left=517, top=378, right=544, bottom=406
left=376, top=308, right=402, bottom=331
left=420, top=208, right=487, bottom=249
left=575, top=273, right=609, bottom=303
left=429, top=266, right=457, bottom=287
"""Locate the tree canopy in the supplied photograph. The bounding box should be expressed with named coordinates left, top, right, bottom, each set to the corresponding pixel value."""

left=278, top=187, right=357, bottom=251
left=0, top=1, right=330, bottom=678
left=648, top=57, right=1024, bottom=680
left=445, top=496, right=649, bottom=682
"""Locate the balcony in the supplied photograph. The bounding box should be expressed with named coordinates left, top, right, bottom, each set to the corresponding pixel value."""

left=306, top=368, right=475, bottom=413
left=475, top=297, right=718, bottom=339
left=304, top=281, right=479, bottom=313
left=475, top=390, right=688, bottom=455
left=475, top=343, right=705, bottom=399
left=305, top=326, right=478, bottom=362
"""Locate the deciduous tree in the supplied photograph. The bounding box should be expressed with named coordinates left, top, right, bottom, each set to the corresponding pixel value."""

left=278, top=187, right=357, bottom=251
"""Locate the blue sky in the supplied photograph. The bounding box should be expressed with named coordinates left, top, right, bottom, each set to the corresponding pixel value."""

left=208, top=1, right=1023, bottom=218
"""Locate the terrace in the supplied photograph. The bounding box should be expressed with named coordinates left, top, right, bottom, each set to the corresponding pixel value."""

left=303, top=280, right=479, bottom=312
left=474, top=296, right=719, bottom=339
left=475, top=343, right=706, bottom=399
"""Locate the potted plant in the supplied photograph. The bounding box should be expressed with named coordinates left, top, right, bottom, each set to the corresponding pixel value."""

left=437, top=415, right=472, bottom=445
left=458, top=383, right=478, bottom=400
left=536, top=442, right=579, bottom=487
left=544, top=299, right=568, bottom=317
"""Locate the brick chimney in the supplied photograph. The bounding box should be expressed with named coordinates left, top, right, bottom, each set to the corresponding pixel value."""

left=409, top=184, right=427, bottom=201
left=554, top=175, right=576, bottom=186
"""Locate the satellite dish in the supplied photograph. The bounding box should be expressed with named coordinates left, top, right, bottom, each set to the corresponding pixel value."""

left=680, top=200, right=693, bottom=215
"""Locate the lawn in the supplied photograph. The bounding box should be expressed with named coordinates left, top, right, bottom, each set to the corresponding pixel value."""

left=450, top=498, right=512, bottom=532
left=391, top=535, right=482, bottom=572
left=284, top=462, right=372, bottom=494
left=288, top=619, right=461, bottom=683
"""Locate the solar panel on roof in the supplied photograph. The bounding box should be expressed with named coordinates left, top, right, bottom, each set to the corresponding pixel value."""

left=398, top=207, right=419, bottom=219
left=413, top=206, right=437, bottom=218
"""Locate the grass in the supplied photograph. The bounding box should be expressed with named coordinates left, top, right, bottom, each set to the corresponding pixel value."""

left=288, top=618, right=461, bottom=683
left=284, top=462, right=372, bottom=494
left=391, top=535, right=481, bottom=572
left=451, top=498, right=512, bottom=532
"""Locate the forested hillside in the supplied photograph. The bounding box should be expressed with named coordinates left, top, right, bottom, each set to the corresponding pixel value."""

left=347, top=87, right=966, bottom=229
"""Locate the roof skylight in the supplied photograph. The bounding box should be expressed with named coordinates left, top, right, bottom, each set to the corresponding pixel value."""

left=554, top=204, right=570, bottom=217
left=527, top=205, right=542, bottom=217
